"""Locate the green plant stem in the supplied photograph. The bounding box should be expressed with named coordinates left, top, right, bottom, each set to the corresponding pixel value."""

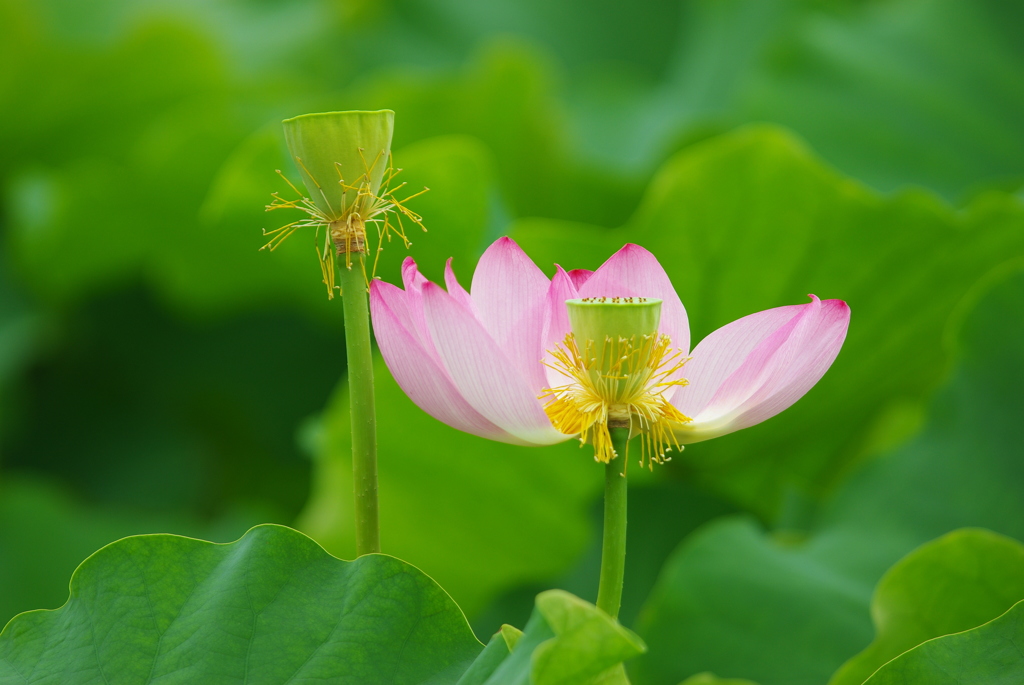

left=339, top=255, right=380, bottom=555
left=596, top=427, right=629, bottom=618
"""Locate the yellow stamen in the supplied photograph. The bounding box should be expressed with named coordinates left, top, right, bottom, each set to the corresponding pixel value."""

left=539, top=333, right=692, bottom=468
left=261, top=153, right=428, bottom=299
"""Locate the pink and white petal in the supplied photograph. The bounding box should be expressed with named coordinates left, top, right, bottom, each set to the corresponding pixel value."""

left=470, top=237, right=551, bottom=390
left=672, top=303, right=808, bottom=417
left=723, top=298, right=849, bottom=429
left=578, top=243, right=690, bottom=355
left=370, top=281, right=522, bottom=444
left=371, top=278, right=435, bottom=354
left=401, top=256, right=430, bottom=292
left=567, top=268, right=593, bottom=289
left=396, top=257, right=435, bottom=346
left=674, top=297, right=850, bottom=443
left=422, top=282, right=569, bottom=445
left=541, top=266, right=580, bottom=387
left=445, top=258, right=477, bottom=314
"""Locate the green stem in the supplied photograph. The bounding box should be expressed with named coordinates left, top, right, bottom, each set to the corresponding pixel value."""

left=339, top=256, right=380, bottom=556
left=596, top=427, right=629, bottom=618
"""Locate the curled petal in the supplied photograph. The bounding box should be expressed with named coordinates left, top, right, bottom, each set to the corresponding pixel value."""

left=579, top=243, right=690, bottom=355
left=396, top=257, right=434, bottom=345
left=401, top=256, right=428, bottom=292
left=470, top=237, right=551, bottom=391
left=422, top=282, right=568, bottom=445
left=672, top=296, right=850, bottom=443
left=444, top=258, right=476, bottom=314
left=370, top=281, right=521, bottom=443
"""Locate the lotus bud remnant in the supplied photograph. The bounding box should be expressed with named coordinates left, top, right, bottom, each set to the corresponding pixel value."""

left=259, top=109, right=431, bottom=557
left=262, top=109, right=427, bottom=298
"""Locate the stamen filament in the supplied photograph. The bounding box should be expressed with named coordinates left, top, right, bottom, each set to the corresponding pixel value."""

left=540, top=333, right=692, bottom=469
left=261, top=153, right=428, bottom=299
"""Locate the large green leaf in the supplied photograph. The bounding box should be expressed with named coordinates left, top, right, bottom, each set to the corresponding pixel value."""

left=738, top=0, right=1024, bottom=199
left=629, top=265, right=1024, bottom=684
left=863, top=600, right=1024, bottom=684
left=513, top=124, right=1024, bottom=517
left=830, top=529, right=1024, bottom=685
left=632, top=515, right=873, bottom=685
left=568, top=0, right=1024, bottom=199
left=0, top=524, right=483, bottom=683
left=0, top=478, right=252, bottom=627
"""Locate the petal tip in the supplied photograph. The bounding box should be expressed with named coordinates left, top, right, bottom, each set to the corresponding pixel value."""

left=618, top=243, right=652, bottom=256
left=479, top=236, right=530, bottom=265
left=810, top=295, right=851, bottom=317
left=422, top=280, right=445, bottom=294
left=492, top=236, right=521, bottom=251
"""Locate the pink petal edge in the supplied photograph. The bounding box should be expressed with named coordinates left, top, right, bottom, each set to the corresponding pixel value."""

left=370, top=280, right=523, bottom=443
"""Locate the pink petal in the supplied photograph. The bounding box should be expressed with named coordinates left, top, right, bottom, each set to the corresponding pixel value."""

left=470, top=237, right=552, bottom=391
left=422, top=281, right=568, bottom=445
left=567, top=268, right=593, bottom=289
left=372, top=271, right=432, bottom=353
left=541, top=266, right=580, bottom=386
left=672, top=296, right=850, bottom=443
left=578, top=243, right=690, bottom=355
left=396, top=257, right=433, bottom=346
left=541, top=266, right=579, bottom=352
left=444, top=258, right=477, bottom=314
left=370, top=281, right=522, bottom=443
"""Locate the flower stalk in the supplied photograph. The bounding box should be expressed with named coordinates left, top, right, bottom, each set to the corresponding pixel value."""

left=597, top=427, right=630, bottom=618
left=339, top=257, right=380, bottom=555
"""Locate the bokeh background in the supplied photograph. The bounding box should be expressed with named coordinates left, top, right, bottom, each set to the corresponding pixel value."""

left=2, top=0, right=1023, bottom=683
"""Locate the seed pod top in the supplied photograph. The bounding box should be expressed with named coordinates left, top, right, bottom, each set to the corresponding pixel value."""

left=282, top=110, right=394, bottom=221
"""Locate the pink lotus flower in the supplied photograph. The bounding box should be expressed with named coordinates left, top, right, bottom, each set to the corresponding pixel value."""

left=370, top=237, right=849, bottom=462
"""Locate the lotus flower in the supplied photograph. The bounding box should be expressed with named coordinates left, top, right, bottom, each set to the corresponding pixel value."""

left=369, top=237, right=849, bottom=463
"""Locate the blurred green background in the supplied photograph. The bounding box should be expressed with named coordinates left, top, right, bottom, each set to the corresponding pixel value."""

left=1, top=0, right=1023, bottom=682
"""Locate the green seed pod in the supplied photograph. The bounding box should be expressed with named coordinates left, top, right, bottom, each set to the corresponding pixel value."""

left=262, top=109, right=426, bottom=300
left=282, top=110, right=395, bottom=221
left=566, top=297, right=663, bottom=352
left=566, top=297, right=664, bottom=423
